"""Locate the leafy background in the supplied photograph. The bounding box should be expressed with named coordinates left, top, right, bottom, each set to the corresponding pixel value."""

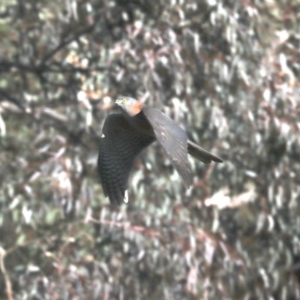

left=0, top=0, right=300, bottom=299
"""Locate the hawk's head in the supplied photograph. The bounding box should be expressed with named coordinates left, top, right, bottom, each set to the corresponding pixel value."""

left=115, top=96, right=143, bottom=117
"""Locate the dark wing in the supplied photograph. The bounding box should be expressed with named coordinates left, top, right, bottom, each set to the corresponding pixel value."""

left=187, top=140, right=223, bottom=163
left=98, top=114, right=154, bottom=205
left=142, top=107, right=192, bottom=188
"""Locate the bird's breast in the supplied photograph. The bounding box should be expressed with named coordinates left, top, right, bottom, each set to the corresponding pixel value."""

left=127, top=111, right=155, bottom=137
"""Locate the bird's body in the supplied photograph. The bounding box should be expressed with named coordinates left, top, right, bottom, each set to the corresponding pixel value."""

left=98, top=97, right=222, bottom=205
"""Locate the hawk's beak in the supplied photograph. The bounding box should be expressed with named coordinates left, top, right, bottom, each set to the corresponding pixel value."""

left=116, top=96, right=126, bottom=105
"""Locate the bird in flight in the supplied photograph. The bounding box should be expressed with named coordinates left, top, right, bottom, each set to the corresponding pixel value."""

left=98, top=96, right=222, bottom=205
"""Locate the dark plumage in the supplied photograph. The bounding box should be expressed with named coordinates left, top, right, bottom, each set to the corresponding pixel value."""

left=98, top=97, right=222, bottom=205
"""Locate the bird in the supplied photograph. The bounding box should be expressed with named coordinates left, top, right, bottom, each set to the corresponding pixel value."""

left=98, top=96, right=223, bottom=205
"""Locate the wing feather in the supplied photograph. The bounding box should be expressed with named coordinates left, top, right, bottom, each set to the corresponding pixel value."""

left=142, top=107, right=192, bottom=188
left=98, top=114, right=154, bottom=205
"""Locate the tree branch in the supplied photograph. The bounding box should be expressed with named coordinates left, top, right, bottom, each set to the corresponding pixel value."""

left=41, top=23, right=96, bottom=64
left=0, top=247, right=13, bottom=300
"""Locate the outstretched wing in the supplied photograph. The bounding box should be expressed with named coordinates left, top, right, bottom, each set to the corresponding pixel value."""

left=98, top=114, right=154, bottom=205
left=142, top=107, right=192, bottom=188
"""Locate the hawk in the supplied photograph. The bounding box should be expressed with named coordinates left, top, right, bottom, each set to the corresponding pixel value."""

left=98, top=97, right=222, bottom=205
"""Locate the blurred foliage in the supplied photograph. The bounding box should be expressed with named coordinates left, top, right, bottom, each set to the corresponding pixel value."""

left=0, top=0, right=300, bottom=299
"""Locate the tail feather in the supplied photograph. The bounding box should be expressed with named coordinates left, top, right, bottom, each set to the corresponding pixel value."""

left=187, top=140, right=223, bottom=164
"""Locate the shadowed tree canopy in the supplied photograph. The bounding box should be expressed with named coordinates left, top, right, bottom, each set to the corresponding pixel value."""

left=0, top=0, right=300, bottom=299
